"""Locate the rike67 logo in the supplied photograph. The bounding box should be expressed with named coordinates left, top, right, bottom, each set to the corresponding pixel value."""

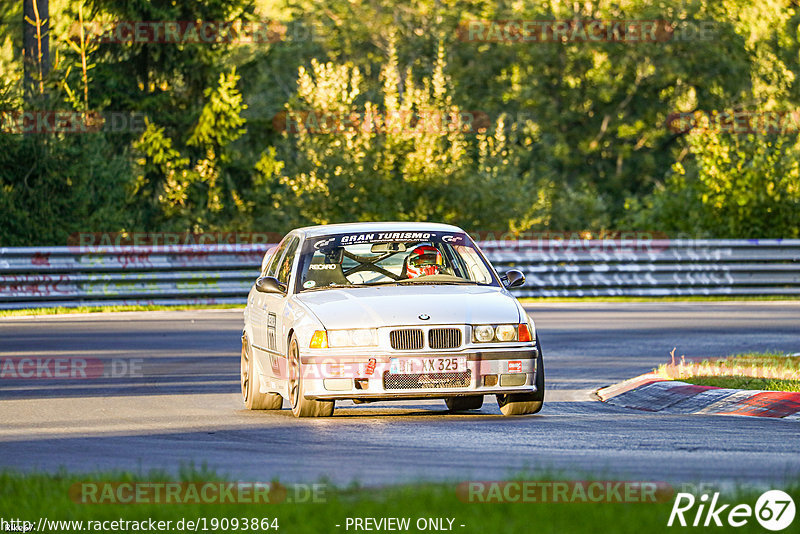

left=668, top=490, right=795, bottom=530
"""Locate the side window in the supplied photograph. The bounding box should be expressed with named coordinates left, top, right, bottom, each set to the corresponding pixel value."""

left=454, top=245, right=493, bottom=284
left=276, top=237, right=300, bottom=286
left=265, top=237, right=291, bottom=278
left=260, top=247, right=276, bottom=276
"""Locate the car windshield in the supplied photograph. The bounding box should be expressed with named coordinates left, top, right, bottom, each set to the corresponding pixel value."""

left=296, top=231, right=498, bottom=292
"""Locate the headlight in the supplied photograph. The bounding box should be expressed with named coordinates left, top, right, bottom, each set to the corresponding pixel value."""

left=473, top=324, right=531, bottom=343
left=473, top=325, right=495, bottom=342
left=327, top=329, right=378, bottom=347
left=495, top=325, right=517, bottom=341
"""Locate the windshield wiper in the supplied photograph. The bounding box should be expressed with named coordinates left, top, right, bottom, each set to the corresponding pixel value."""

left=399, top=280, right=477, bottom=286
left=302, top=279, right=479, bottom=291
left=301, top=283, right=365, bottom=292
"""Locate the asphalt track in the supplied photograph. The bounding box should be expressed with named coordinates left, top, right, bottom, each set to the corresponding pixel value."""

left=1, top=302, right=799, bottom=486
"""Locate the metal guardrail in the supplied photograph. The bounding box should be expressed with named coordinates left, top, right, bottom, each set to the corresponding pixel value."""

left=1, top=239, right=798, bottom=309
left=0, top=245, right=267, bottom=310
left=481, top=239, right=800, bottom=297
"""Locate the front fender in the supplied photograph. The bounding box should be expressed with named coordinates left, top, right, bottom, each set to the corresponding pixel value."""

left=283, top=297, right=326, bottom=350
left=243, top=286, right=256, bottom=345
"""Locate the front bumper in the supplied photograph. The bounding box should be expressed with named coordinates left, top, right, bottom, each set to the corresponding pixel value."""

left=299, top=347, right=539, bottom=400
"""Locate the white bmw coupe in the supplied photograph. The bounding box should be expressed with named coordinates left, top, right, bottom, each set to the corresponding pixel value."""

left=241, top=222, right=544, bottom=417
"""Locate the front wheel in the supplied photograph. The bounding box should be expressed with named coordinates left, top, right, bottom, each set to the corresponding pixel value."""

left=497, top=335, right=545, bottom=416
left=288, top=335, right=334, bottom=417
left=241, top=334, right=283, bottom=410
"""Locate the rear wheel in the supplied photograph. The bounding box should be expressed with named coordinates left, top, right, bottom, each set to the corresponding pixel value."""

left=446, top=395, right=484, bottom=412
left=288, top=335, right=334, bottom=417
left=497, top=335, right=545, bottom=416
left=241, top=334, right=283, bottom=410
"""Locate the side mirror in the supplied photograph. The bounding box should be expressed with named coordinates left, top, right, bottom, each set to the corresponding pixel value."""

left=255, top=276, right=286, bottom=294
left=502, top=269, right=525, bottom=289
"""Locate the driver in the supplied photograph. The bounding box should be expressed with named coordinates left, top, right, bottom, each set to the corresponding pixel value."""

left=404, top=245, right=443, bottom=278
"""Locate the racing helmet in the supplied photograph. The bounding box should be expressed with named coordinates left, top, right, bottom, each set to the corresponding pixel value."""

left=405, top=245, right=443, bottom=278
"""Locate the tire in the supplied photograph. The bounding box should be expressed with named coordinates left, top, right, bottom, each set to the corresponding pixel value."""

left=241, top=334, right=283, bottom=410
left=446, top=395, right=484, bottom=412
left=497, top=334, right=545, bottom=416
left=288, top=335, right=334, bottom=417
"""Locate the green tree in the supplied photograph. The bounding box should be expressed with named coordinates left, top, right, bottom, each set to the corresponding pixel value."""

left=0, top=133, right=131, bottom=246
left=628, top=128, right=800, bottom=238
left=263, top=41, right=532, bottom=230
left=132, top=68, right=249, bottom=231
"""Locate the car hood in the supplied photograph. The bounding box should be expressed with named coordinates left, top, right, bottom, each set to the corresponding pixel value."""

left=295, top=285, right=521, bottom=329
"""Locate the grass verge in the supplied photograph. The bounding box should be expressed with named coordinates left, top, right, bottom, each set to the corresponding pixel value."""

left=0, top=304, right=244, bottom=318
left=679, top=376, right=800, bottom=392
left=1, top=469, right=797, bottom=534
left=655, top=352, right=800, bottom=392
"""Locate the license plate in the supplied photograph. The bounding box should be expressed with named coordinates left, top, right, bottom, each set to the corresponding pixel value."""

left=389, top=357, right=467, bottom=374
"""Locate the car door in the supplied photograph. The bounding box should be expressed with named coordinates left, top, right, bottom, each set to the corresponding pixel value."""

left=263, top=235, right=300, bottom=377
left=251, top=237, right=291, bottom=356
